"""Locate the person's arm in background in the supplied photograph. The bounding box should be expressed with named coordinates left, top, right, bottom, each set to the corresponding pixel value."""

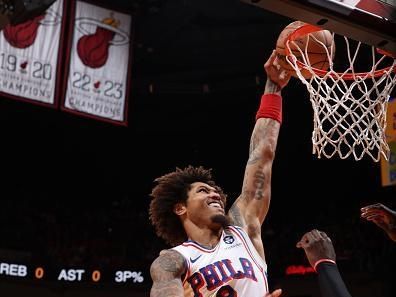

left=361, top=203, right=396, bottom=242
left=296, top=229, right=352, bottom=297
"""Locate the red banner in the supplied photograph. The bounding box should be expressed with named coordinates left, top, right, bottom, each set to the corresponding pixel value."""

left=0, top=0, right=67, bottom=107
left=62, top=0, right=133, bottom=125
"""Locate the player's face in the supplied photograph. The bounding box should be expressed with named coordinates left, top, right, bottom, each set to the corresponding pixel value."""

left=185, top=182, right=226, bottom=226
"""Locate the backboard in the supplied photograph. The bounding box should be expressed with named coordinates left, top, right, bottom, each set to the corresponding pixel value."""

left=241, top=0, right=396, bottom=55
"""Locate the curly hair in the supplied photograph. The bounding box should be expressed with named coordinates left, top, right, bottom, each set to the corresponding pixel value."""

left=149, top=165, right=226, bottom=246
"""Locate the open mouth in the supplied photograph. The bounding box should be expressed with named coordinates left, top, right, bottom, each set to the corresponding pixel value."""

left=208, top=201, right=224, bottom=211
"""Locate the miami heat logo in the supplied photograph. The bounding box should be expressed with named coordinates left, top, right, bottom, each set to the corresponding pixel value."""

left=75, top=14, right=130, bottom=69
left=3, top=9, right=61, bottom=49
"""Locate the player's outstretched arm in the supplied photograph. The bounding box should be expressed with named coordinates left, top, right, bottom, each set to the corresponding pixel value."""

left=361, top=203, right=396, bottom=242
left=150, top=249, right=187, bottom=297
left=228, top=50, right=290, bottom=258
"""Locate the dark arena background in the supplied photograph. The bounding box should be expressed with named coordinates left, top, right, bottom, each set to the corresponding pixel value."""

left=0, top=0, right=395, bottom=296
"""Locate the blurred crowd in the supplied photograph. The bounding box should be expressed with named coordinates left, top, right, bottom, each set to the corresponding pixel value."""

left=0, top=190, right=394, bottom=287
left=0, top=191, right=159, bottom=274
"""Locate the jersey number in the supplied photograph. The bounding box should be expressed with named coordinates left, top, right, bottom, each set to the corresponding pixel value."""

left=216, top=285, right=237, bottom=297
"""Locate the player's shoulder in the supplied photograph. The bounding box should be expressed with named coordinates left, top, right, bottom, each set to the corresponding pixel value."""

left=224, top=225, right=251, bottom=241
left=225, top=224, right=246, bottom=234
left=159, top=248, right=186, bottom=261
left=150, top=249, right=187, bottom=278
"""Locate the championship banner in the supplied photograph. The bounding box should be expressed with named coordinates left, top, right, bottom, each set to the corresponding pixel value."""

left=381, top=97, right=396, bottom=187
left=62, top=1, right=132, bottom=125
left=0, top=0, right=66, bottom=106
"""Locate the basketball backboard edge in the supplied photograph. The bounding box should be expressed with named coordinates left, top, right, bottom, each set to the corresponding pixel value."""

left=241, top=0, right=396, bottom=56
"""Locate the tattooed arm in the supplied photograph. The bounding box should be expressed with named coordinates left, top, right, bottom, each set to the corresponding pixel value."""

left=228, top=50, right=290, bottom=259
left=150, top=249, right=187, bottom=297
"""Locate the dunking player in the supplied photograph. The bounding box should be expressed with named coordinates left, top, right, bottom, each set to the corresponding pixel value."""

left=149, top=51, right=290, bottom=297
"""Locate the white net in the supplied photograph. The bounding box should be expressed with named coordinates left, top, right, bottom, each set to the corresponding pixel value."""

left=285, top=32, right=396, bottom=162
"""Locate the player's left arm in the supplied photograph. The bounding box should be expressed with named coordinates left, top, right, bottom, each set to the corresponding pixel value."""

left=228, top=50, right=290, bottom=258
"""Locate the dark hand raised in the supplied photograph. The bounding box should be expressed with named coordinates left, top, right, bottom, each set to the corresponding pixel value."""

left=296, top=229, right=336, bottom=268
left=361, top=203, right=396, bottom=242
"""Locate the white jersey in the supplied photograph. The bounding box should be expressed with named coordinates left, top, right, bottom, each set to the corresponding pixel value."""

left=172, top=225, right=268, bottom=297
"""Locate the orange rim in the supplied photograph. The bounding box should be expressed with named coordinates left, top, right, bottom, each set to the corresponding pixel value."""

left=285, top=23, right=396, bottom=79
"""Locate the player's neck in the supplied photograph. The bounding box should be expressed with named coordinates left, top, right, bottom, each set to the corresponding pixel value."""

left=185, top=222, right=223, bottom=249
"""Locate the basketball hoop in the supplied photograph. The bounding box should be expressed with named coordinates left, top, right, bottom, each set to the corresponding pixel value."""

left=284, top=23, right=396, bottom=161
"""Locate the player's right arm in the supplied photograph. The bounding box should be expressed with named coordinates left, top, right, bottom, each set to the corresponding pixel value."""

left=150, top=249, right=187, bottom=297
left=227, top=51, right=290, bottom=259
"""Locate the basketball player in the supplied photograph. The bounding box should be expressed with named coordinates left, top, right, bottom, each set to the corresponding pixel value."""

left=149, top=50, right=291, bottom=297
left=297, top=229, right=352, bottom=297
left=361, top=203, right=396, bottom=242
